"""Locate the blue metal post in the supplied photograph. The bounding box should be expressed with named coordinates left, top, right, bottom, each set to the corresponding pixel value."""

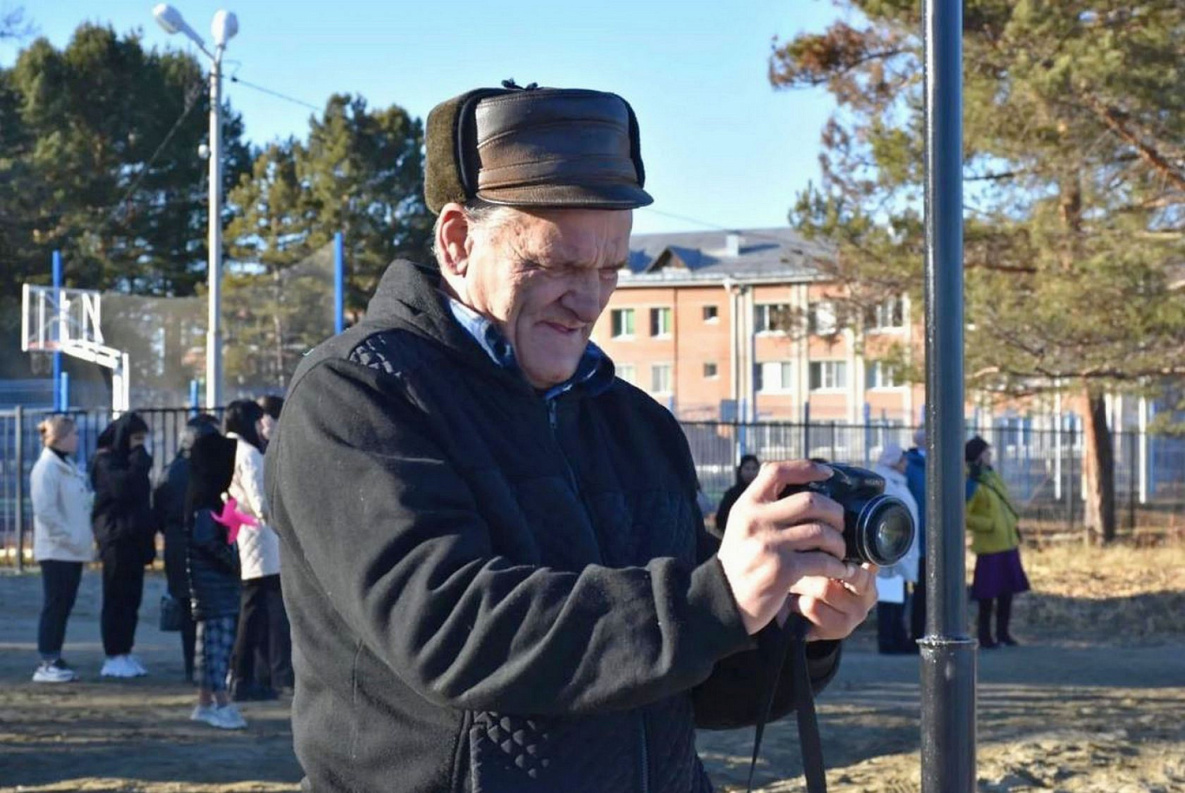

left=60, top=372, right=70, bottom=411
left=189, top=379, right=200, bottom=417
left=52, top=250, right=64, bottom=411
left=334, top=231, right=345, bottom=335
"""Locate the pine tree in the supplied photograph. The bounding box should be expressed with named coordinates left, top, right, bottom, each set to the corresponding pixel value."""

left=771, top=1, right=1185, bottom=541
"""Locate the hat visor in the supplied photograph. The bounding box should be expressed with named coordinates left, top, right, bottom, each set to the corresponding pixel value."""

left=476, top=182, right=653, bottom=210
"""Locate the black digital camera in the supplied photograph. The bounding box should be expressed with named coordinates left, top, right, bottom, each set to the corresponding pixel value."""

left=780, top=462, right=915, bottom=567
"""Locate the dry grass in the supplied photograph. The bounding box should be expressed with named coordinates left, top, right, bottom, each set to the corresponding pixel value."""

left=1004, top=543, right=1185, bottom=642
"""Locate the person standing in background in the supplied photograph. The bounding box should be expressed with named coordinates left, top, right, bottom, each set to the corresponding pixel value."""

left=186, top=429, right=248, bottom=729
left=255, top=395, right=284, bottom=452
left=90, top=412, right=155, bottom=679
left=714, top=454, right=760, bottom=533
left=872, top=443, right=921, bottom=654
left=153, top=414, right=221, bottom=683
left=903, top=426, right=927, bottom=643
left=30, top=416, right=93, bottom=683
left=225, top=400, right=292, bottom=700
left=965, top=436, right=1030, bottom=649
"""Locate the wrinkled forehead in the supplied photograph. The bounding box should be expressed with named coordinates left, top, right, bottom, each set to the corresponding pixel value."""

left=495, top=208, right=632, bottom=267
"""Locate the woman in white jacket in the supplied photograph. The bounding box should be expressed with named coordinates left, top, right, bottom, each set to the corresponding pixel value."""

left=30, top=416, right=94, bottom=683
left=873, top=443, right=921, bottom=654
left=224, top=400, right=292, bottom=700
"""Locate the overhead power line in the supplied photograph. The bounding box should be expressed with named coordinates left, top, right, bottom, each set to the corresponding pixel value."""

left=228, top=75, right=322, bottom=112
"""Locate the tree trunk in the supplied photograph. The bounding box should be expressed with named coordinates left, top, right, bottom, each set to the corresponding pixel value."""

left=1081, top=388, right=1117, bottom=543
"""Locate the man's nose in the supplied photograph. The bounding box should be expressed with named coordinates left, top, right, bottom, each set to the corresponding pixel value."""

left=561, top=273, right=604, bottom=322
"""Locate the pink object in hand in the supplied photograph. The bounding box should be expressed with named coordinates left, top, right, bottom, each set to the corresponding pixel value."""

left=210, top=497, right=258, bottom=544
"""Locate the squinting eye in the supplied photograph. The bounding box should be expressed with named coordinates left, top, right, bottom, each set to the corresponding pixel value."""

left=599, top=268, right=619, bottom=280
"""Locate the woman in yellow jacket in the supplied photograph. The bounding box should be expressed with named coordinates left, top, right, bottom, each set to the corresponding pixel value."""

left=965, top=436, right=1030, bottom=649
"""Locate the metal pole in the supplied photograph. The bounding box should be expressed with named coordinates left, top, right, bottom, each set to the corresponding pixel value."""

left=334, top=231, right=346, bottom=334
left=921, top=0, right=975, bottom=790
left=1068, top=420, right=1076, bottom=531
left=14, top=405, right=24, bottom=573
left=802, top=402, right=811, bottom=459
left=206, top=51, right=225, bottom=410
left=1137, top=397, right=1148, bottom=505
left=1128, top=431, right=1137, bottom=530
left=52, top=250, right=63, bottom=411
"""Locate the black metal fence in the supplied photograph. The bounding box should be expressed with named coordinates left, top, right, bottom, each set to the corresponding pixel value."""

left=4, top=409, right=1184, bottom=566
left=684, top=420, right=1185, bottom=538
left=1, top=406, right=222, bottom=568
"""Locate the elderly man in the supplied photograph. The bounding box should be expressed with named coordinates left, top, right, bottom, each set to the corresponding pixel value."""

left=267, top=82, right=877, bottom=793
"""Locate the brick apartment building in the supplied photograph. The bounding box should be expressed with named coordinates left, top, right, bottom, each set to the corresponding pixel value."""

left=591, top=228, right=925, bottom=424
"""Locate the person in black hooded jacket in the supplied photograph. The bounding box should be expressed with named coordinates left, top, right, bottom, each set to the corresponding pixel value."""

left=153, top=414, right=220, bottom=683
left=90, top=412, right=154, bottom=679
left=715, top=454, right=761, bottom=534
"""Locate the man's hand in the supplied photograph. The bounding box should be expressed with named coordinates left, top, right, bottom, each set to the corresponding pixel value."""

left=717, top=460, right=852, bottom=635
left=783, top=562, right=878, bottom=641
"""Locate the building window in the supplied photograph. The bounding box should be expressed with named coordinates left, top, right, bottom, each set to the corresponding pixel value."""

left=754, top=303, right=792, bottom=334
left=650, top=307, right=672, bottom=337
left=650, top=363, right=673, bottom=394
left=703, top=362, right=718, bottom=379
left=611, top=308, right=635, bottom=338
left=808, top=300, right=838, bottom=335
left=865, top=361, right=900, bottom=389
left=703, top=304, right=719, bottom=322
left=809, top=361, right=847, bottom=391
left=865, top=296, right=905, bottom=331
left=756, top=361, right=792, bottom=393
left=617, top=364, right=636, bottom=385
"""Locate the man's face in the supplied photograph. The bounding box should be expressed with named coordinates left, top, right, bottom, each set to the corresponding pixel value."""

left=455, top=207, right=632, bottom=389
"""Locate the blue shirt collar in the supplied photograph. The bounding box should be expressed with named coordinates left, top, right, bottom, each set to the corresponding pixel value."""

left=444, top=294, right=614, bottom=399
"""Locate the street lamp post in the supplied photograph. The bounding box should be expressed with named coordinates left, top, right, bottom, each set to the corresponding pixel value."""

left=153, top=4, right=238, bottom=410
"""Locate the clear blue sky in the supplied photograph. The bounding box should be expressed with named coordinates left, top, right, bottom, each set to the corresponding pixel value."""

left=3, top=0, right=842, bottom=235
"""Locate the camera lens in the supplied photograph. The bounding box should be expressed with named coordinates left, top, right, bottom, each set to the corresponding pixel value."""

left=853, top=496, right=915, bottom=566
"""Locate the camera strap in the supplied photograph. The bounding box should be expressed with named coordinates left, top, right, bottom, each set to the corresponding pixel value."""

left=745, top=613, right=827, bottom=793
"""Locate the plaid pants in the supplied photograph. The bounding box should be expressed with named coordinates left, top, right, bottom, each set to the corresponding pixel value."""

left=195, top=616, right=237, bottom=692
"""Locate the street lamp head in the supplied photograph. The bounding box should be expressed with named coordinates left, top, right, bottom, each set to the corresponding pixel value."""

left=152, top=4, right=186, bottom=34
left=212, top=10, right=239, bottom=47
left=153, top=3, right=210, bottom=55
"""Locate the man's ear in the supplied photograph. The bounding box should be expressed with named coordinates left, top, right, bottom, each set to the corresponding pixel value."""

left=435, top=203, right=471, bottom=279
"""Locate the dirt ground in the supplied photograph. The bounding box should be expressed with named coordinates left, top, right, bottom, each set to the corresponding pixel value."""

left=1, top=544, right=1183, bottom=793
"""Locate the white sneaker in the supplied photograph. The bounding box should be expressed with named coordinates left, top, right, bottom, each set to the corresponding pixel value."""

left=212, top=704, right=248, bottom=730
left=191, top=704, right=217, bottom=723
left=32, top=661, right=76, bottom=683
left=101, top=656, right=137, bottom=678
left=123, top=654, right=148, bottom=676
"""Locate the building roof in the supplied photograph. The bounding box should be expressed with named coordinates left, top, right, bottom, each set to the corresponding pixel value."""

left=622, top=227, right=834, bottom=286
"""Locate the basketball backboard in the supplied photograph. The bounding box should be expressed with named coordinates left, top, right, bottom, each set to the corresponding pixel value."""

left=21, top=284, right=105, bottom=353
left=22, top=283, right=131, bottom=412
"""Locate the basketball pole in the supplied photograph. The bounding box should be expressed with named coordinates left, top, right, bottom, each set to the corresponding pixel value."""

left=52, top=250, right=63, bottom=411
left=334, top=231, right=345, bottom=335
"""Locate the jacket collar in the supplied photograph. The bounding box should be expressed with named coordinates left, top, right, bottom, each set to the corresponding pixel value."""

left=39, top=445, right=79, bottom=474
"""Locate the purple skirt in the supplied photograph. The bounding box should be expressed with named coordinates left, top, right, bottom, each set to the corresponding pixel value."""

left=972, top=548, right=1030, bottom=601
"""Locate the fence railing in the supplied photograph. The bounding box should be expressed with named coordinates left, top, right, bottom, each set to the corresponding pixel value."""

left=683, top=420, right=1185, bottom=538
left=1, top=406, right=222, bottom=568
left=4, top=409, right=1183, bottom=566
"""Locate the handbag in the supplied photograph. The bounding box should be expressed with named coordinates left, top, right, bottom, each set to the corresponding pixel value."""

left=159, top=593, right=184, bottom=632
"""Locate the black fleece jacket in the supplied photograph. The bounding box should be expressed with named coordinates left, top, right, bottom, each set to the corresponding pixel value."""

left=90, top=413, right=154, bottom=558
left=266, top=260, right=842, bottom=793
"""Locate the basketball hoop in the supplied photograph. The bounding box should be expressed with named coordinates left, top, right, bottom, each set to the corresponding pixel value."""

left=21, top=284, right=131, bottom=412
